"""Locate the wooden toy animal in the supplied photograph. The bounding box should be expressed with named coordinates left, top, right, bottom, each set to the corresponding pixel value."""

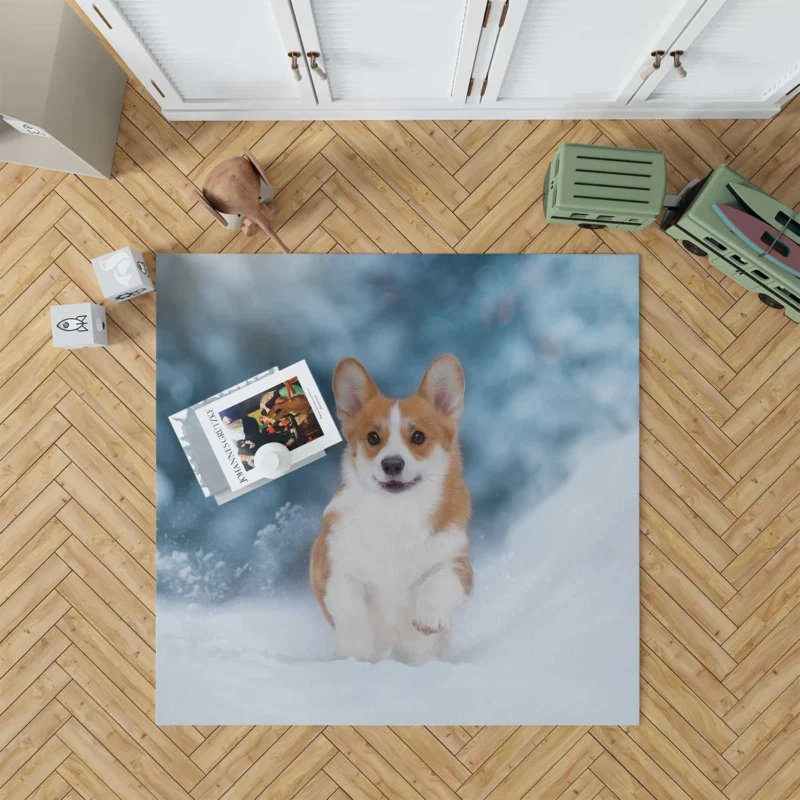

left=197, top=149, right=290, bottom=253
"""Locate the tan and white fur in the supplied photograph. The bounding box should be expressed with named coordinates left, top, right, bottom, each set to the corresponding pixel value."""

left=310, top=355, right=472, bottom=664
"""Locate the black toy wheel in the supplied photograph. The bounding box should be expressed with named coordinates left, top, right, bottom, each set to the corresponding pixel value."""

left=578, top=223, right=606, bottom=230
left=758, top=293, right=784, bottom=310
left=682, top=240, right=707, bottom=257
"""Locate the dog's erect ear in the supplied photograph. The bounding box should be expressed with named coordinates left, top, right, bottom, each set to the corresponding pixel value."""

left=417, top=355, right=465, bottom=421
left=333, top=358, right=379, bottom=420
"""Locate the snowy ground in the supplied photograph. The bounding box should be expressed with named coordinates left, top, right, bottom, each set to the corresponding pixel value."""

left=157, top=430, right=639, bottom=725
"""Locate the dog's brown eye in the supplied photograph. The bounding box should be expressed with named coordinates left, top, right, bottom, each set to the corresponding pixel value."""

left=411, top=431, right=426, bottom=445
left=367, top=432, right=380, bottom=446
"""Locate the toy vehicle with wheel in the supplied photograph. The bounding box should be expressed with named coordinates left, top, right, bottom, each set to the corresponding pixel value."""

left=659, top=165, right=800, bottom=322
left=543, top=142, right=800, bottom=322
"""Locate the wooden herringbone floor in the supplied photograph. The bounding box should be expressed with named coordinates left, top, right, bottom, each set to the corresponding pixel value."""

left=3, top=63, right=800, bottom=800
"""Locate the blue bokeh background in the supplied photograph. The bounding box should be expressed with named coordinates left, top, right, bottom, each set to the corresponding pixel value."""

left=156, top=254, right=639, bottom=602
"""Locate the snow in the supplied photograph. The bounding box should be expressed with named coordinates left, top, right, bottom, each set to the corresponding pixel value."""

left=156, top=430, right=639, bottom=725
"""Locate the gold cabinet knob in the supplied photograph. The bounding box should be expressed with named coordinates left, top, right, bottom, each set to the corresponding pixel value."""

left=307, top=52, right=328, bottom=81
left=288, top=51, right=302, bottom=82
left=641, top=50, right=665, bottom=81
left=670, top=50, right=687, bottom=79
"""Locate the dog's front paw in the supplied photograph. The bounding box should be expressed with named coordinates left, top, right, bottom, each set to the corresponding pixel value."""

left=412, top=613, right=449, bottom=636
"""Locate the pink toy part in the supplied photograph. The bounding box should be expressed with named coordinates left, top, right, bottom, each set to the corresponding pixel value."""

left=713, top=204, right=800, bottom=276
left=726, top=183, right=800, bottom=246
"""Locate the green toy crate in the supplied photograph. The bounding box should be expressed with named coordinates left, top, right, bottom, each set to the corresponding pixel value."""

left=544, top=143, right=667, bottom=231
left=660, top=165, right=800, bottom=323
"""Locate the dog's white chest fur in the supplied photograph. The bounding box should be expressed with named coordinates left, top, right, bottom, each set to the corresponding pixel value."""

left=328, top=483, right=463, bottom=593
left=324, top=477, right=467, bottom=662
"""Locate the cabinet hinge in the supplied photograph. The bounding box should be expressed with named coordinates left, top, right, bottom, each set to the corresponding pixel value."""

left=499, top=1, right=509, bottom=27
left=482, top=0, right=491, bottom=27
left=467, top=77, right=474, bottom=97
left=480, top=77, right=488, bottom=97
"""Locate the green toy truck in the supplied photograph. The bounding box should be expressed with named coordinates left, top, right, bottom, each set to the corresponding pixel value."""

left=544, top=143, right=800, bottom=322
left=659, top=165, right=800, bottom=323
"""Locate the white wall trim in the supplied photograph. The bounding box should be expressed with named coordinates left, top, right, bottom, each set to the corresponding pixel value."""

left=162, top=103, right=781, bottom=121
left=762, top=64, right=800, bottom=106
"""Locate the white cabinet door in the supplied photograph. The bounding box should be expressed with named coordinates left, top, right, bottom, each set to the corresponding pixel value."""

left=633, top=0, right=800, bottom=108
left=479, top=0, right=707, bottom=111
left=75, top=0, right=316, bottom=112
left=290, top=0, right=485, bottom=110
left=76, top=0, right=797, bottom=118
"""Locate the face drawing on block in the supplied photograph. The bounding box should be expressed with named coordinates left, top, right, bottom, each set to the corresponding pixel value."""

left=57, top=315, right=89, bottom=333
left=310, top=355, right=473, bottom=665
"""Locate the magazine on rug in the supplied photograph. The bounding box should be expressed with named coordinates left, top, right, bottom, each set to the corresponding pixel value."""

left=194, top=359, right=341, bottom=492
left=169, top=364, right=331, bottom=504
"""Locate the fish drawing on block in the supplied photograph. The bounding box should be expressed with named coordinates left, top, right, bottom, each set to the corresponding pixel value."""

left=713, top=203, right=800, bottom=276
left=57, top=315, right=89, bottom=332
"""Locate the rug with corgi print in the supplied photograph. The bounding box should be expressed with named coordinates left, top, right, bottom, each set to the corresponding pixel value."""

left=155, top=253, right=639, bottom=724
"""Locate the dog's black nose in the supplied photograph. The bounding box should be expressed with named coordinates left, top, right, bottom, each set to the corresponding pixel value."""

left=381, top=455, right=405, bottom=477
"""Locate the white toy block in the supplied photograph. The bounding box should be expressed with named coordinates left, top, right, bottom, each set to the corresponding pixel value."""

left=91, top=246, right=154, bottom=302
left=51, top=303, right=107, bottom=349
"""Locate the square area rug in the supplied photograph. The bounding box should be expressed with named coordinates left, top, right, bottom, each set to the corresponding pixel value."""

left=156, top=253, right=639, bottom=725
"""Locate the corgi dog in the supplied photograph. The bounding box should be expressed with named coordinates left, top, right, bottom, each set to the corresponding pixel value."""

left=310, top=355, right=472, bottom=664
